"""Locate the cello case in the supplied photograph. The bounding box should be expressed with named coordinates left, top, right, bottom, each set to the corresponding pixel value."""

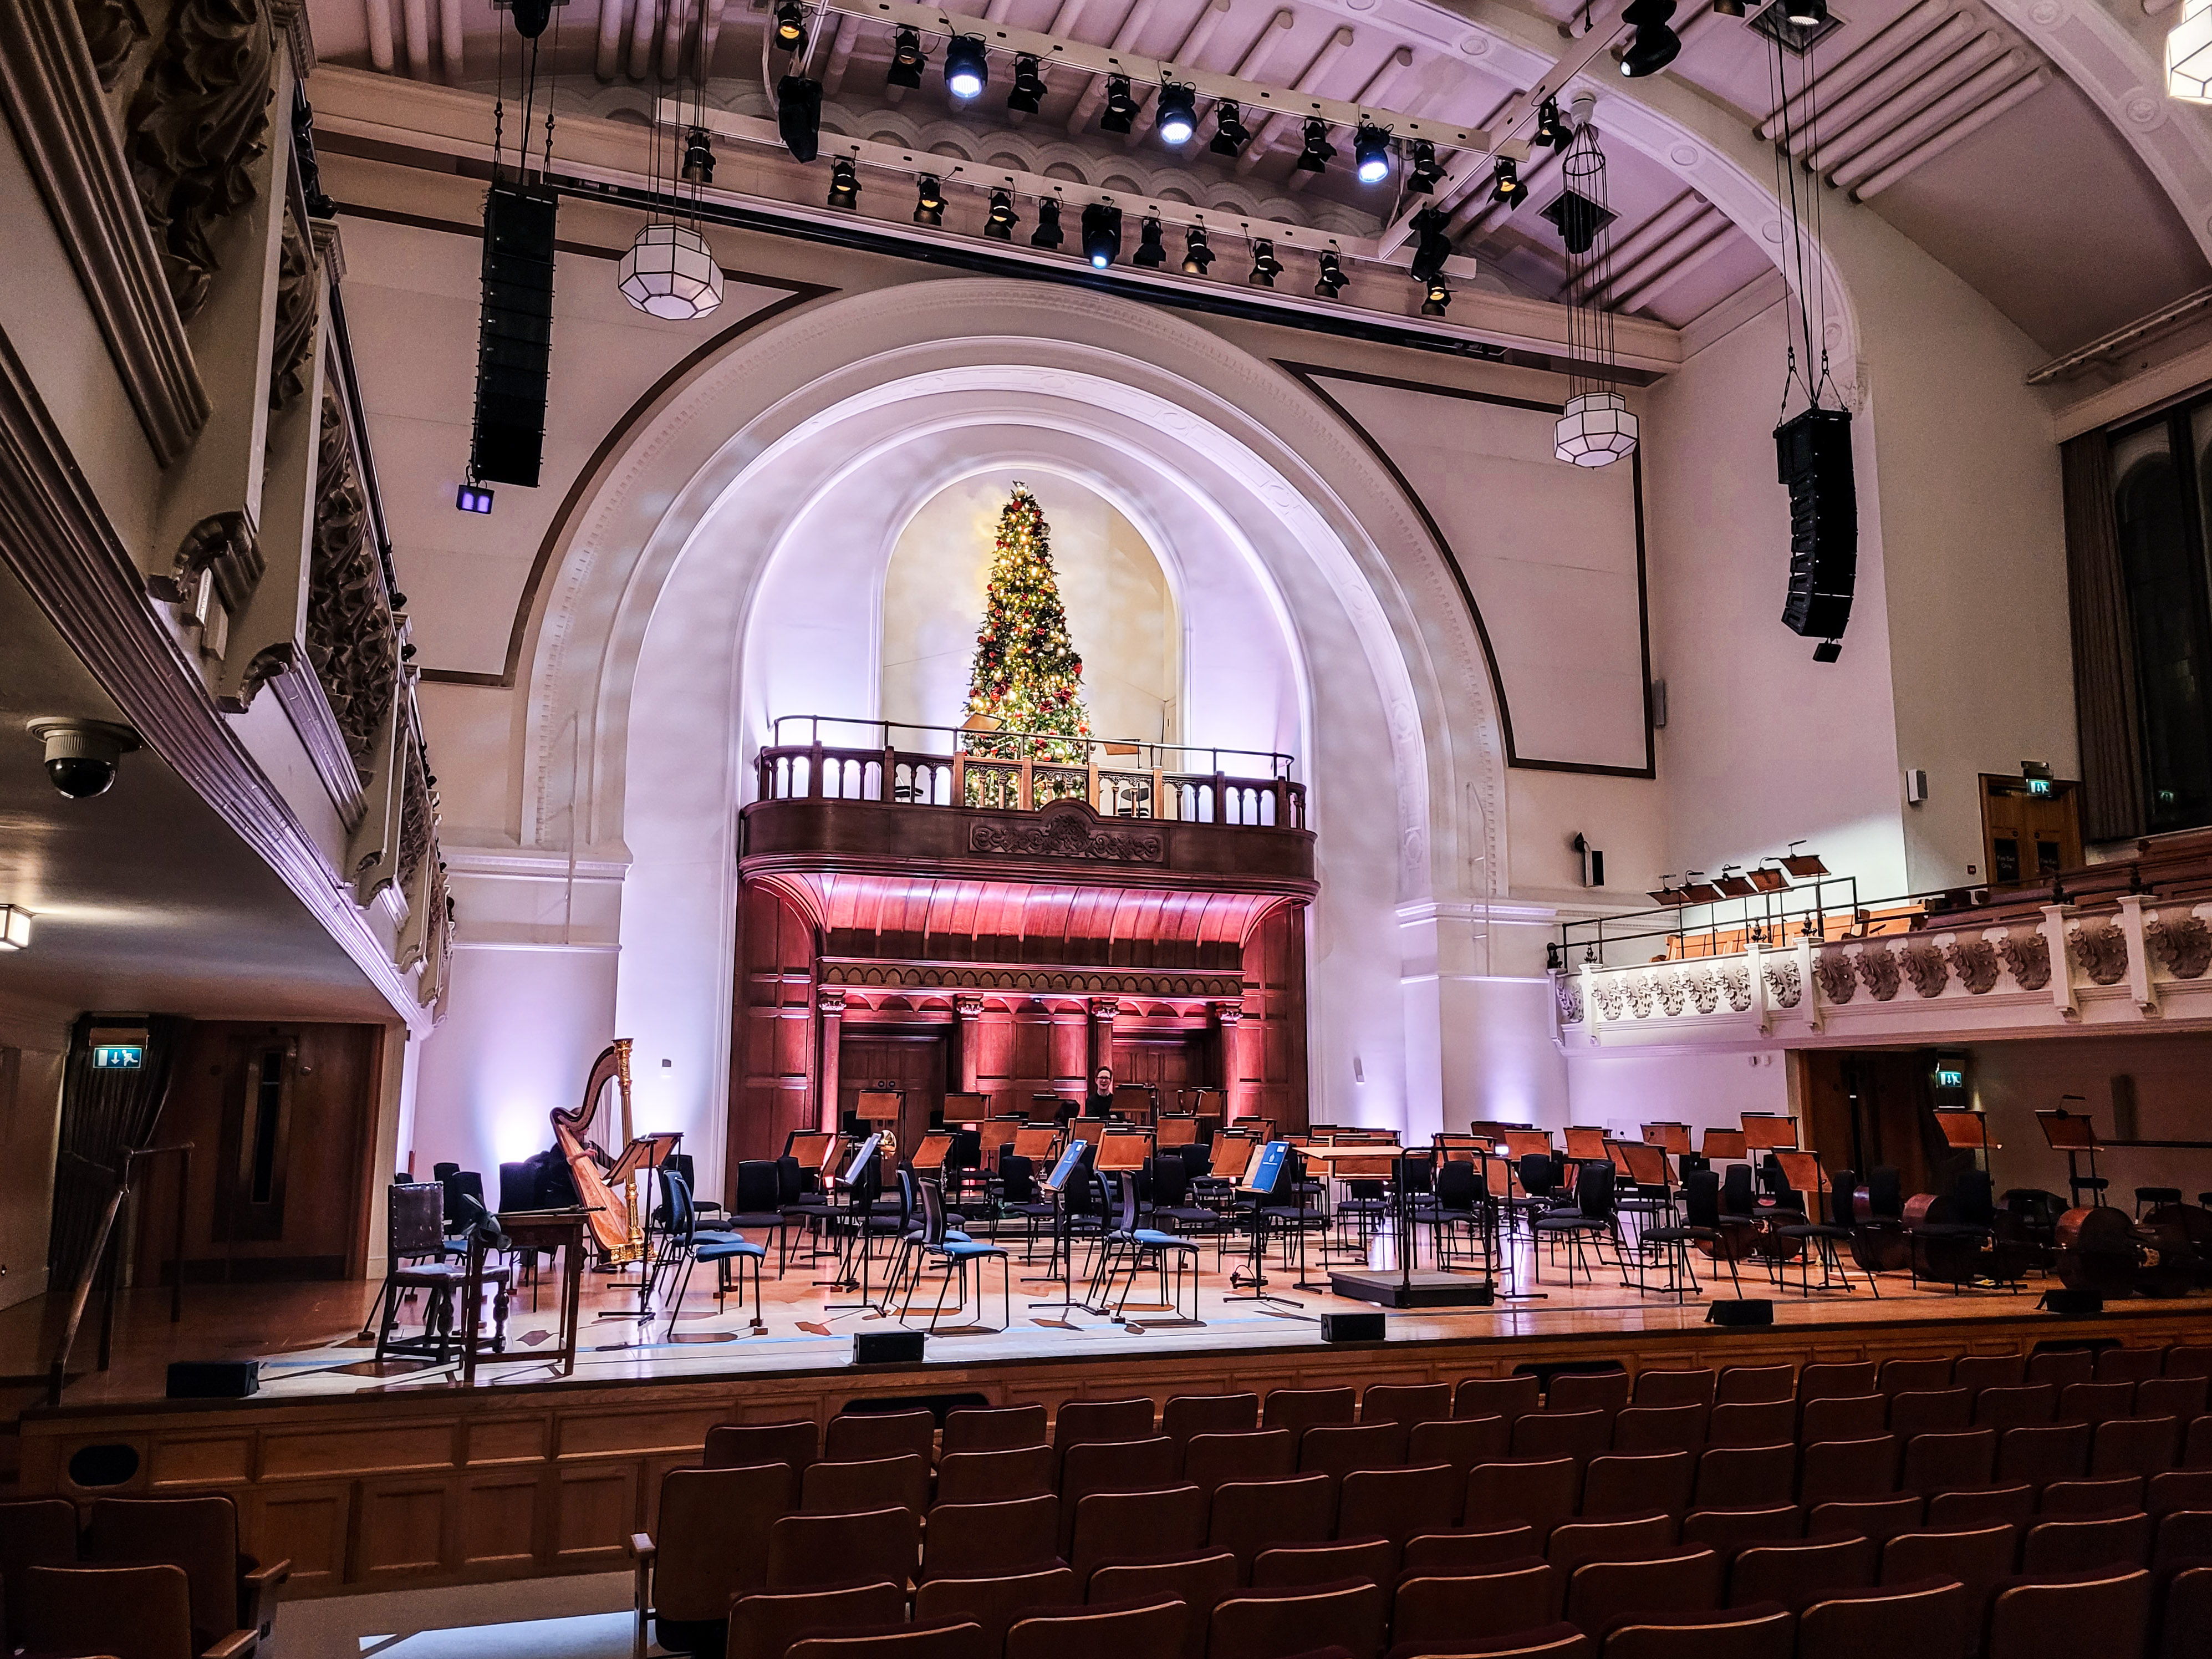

left=2145, top=1202, right=2212, bottom=1288
left=2052, top=1206, right=2142, bottom=1297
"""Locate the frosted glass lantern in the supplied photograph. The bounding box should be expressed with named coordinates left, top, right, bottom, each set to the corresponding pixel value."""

left=2171, top=0, right=2212, bottom=102
left=618, top=223, right=724, bottom=320
left=1554, top=390, right=1639, bottom=467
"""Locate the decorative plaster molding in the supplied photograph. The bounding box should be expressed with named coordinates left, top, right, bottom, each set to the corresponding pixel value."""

left=968, top=803, right=1166, bottom=863
left=271, top=660, right=367, bottom=829
left=0, top=0, right=210, bottom=465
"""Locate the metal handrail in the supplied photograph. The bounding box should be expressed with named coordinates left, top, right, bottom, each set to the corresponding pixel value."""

left=47, top=1142, right=191, bottom=1406
left=767, top=714, right=1297, bottom=778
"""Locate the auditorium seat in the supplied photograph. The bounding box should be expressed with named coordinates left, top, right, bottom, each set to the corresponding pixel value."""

left=2138, top=1378, right=2208, bottom=1423
left=2166, top=1348, right=2212, bottom=1380
left=936, top=1445, right=1053, bottom=1505
left=2027, top=1352, right=2096, bottom=1392
left=1206, top=1578, right=1385, bottom=1659
left=2021, top=1510, right=2152, bottom=1575
left=1678, top=1507, right=1803, bottom=1556
left=2097, top=1418, right=2182, bottom=1480
left=918, top=1496, right=1055, bottom=1581
left=1390, top=1561, right=1562, bottom=1648
left=1548, top=1371, right=1632, bottom=1419
left=1715, top=1366, right=1794, bottom=1406
left=826, top=1409, right=936, bottom=1465
left=1799, top=1363, right=1879, bottom=1406
left=1582, top=1453, right=1694, bottom=1518
left=1881, top=1524, right=2018, bottom=1632
left=1410, top=1417, right=1510, bottom=1492
left=1632, top=1370, right=1716, bottom=1409
left=913, top=1565, right=1076, bottom=1651
left=1705, top=1403, right=1795, bottom=1448
left=1458, top=1376, right=1542, bottom=1426
left=633, top=1465, right=789, bottom=1653
left=0, top=1499, right=78, bottom=1647
left=725, top=1579, right=909, bottom=1659
left=1879, top=1359, right=1956, bottom=1399
left=2148, top=1469, right=2212, bottom=1513
left=1468, top=1459, right=1578, bottom=1543
left=1926, top=1486, right=2036, bottom=1531
left=1801, top=1396, right=1888, bottom=1443
left=2041, top=1476, right=2144, bottom=1515
left=1565, top=1545, right=1722, bottom=1630
left=2154, top=1561, right=2212, bottom=1659
left=1794, top=1577, right=1970, bottom=1659
left=1299, top=1423, right=1407, bottom=1487
left=1399, top=1525, right=1543, bottom=1576
left=1250, top=1536, right=1396, bottom=1589
left=1612, top=1406, right=1706, bottom=1456
left=1800, top=1437, right=1900, bottom=1508
left=1694, top=1446, right=1797, bottom=1512
left=1515, top=1411, right=1611, bottom=1467
left=1186, top=1431, right=1298, bottom=1496
left=1807, top=1495, right=1922, bottom=1544
left=20, top=1562, right=208, bottom=1659
left=804, top=1453, right=929, bottom=1515
left=1546, top=1514, right=1678, bottom=1573
left=1070, top=1487, right=1208, bottom=1587
left=706, top=1420, right=819, bottom=1502
left=1953, top=1357, right=2028, bottom=1396
left=1055, top=1399, right=1158, bottom=1469
left=1903, top=1429, right=1997, bottom=1494
left=1890, top=1390, right=1975, bottom=1439
left=1059, top=1438, right=1178, bottom=1551
left=1984, top=1569, right=2151, bottom=1659
left=1725, top=1533, right=1875, bottom=1606
left=943, top=1404, right=1048, bottom=1454
left=1361, top=1383, right=1451, bottom=1428
left=1337, top=1465, right=1457, bottom=1544
left=1085, top=1551, right=1238, bottom=1659
left=1010, top=1598, right=1189, bottom=1659
left=1594, top=1601, right=1792, bottom=1659
left=2059, top=1382, right=2137, bottom=1427
left=1998, top=1424, right=2090, bottom=1487
left=2098, top=1350, right=2168, bottom=1386
left=81, top=1493, right=285, bottom=1652
left=784, top=1617, right=987, bottom=1659
left=1265, top=1389, right=1358, bottom=1442
left=1210, top=1475, right=1334, bottom=1577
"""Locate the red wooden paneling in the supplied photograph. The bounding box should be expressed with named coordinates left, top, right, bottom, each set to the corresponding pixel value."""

left=728, top=881, right=818, bottom=1183
left=1238, top=902, right=1309, bottom=1134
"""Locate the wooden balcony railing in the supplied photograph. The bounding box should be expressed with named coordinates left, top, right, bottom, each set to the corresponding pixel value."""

left=757, top=716, right=1306, bottom=831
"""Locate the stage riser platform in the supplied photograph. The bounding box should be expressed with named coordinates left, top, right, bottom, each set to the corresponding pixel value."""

left=21, top=1305, right=2212, bottom=1600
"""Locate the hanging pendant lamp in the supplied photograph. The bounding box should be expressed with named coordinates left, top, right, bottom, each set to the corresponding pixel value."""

left=619, top=222, right=724, bottom=319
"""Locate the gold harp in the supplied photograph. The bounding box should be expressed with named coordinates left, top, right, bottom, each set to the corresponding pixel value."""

left=552, top=1037, right=641, bottom=1265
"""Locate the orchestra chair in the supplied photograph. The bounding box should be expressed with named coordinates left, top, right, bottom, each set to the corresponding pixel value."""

left=1069, top=1487, right=1209, bottom=1589
left=721, top=1158, right=784, bottom=1256
left=1593, top=1602, right=1793, bottom=1659
left=1806, top=1495, right=1923, bottom=1545
left=1927, top=1487, right=2036, bottom=1531
left=1186, top=1431, right=1297, bottom=1497
left=1165, top=1396, right=1263, bottom=1458
left=804, top=1454, right=929, bottom=1516
left=1611, top=1406, right=1706, bottom=1457
left=704, top=1420, right=817, bottom=1503
left=900, top=1178, right=1008, bottom=1332
left=1794, top=1577, right=1970, bottom=1659
left=1390, top=1561, right=1562, bottom=1648
left=1531, top=1162, right=1625, bottom=1288
left=1583, top=1452, right=1695, bottom=1518
left=1984, top=1568, right=2151, bottom=1659
left=1085, top=1550, right=1238, bottom=1659
left=935, top=1445, right=1052, bottom=1505
left=1337, top=1464, right=1458, bottom=1545
left=765, top=1509, right=921, bottom=1590
left=827, top=1409, right=936, bottom=1465
left=920, top=1494, right=1060, bottom=1581
left=1208, top=1475, right=1334, bottom=1579
left=913, top=1565, right=1076, bottom=1653
left=944, top=1403, right=1048, bottom=1455
left=1092, top=1172, right=1202, bottom=1324
left=993, top=1156, right=1058, bottom=1262
left=1635, top=1369, right=1718, bottom=1409
left=659, top=1170, right=765, bottom=1335
left=1715, top=1365, right=1796, bottom=1406
left=0, top=1499, right=77, bottom=1646
left=1007, top=1597, right=1190, bottom=1659
left=1546, top=1516, right=1679, bottom=1576
left=1467, top=1458, right=1578, bottom=1544
left=726, top=1581, right=906, bottom=1659
left=1361, top=1383, right=1452, bottom=1429
left=370, top=1181, right=512, bottom=1363
left=20, top=1562, right=236, bottom=1659
left=1249, top=1536, right=1397, bottom=1590
left=1205, top=1579, right=1385, bottom=1659
left=1890, top=1390, right=1975, bottom=1439
left=83, top=1495, right=288, bottom=1650
left=1457, top=1375, right=1542, bottom=1427
left=1632, top=1169, right=1729, bottom=1299
left=1678, top=1506, right=1803, bottom=1557
left=1564, top=1546, right=1723, bottom=1631
left=1725, top=1533, right=1874, bottom=1607
left=786, top=1620, right=987, bottom=1659
left=1398, top=1525, right=1541, bottom=1576
left=629, top=1465, right=791, bottom=1656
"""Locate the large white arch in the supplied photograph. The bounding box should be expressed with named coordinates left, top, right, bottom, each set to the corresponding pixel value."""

left=512, top=279, right=1514, bottom=1190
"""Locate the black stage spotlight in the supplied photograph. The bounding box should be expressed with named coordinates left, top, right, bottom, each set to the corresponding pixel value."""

left=1782, top=0, right=1827, bottom=24
left=1007, top=53, right=1047, bottom=113
left=983, top=189, right=1018, bottom=240
left=772, top=0, right=806, bottom=52
left=914, top=173, right=945, bottom=226
left=682, top=124, right=717, bottom=180
left=1181, top=224, right=1214, bottom=273
left=1533, top=95, right=1568, bottom=149
left=944, top=34, right=988, bottom=99
left=1132, top=215, right=1167, bottom=267
left=1409, top=205, right=1452, bottom=283
left=1032, top=197, right=1063, bottom=247
left=1620, top=0, right=1681, bottom=76
left=1406, top=138, right=1443, bottom=193
left=1421, top=276, right=1450, bottom=317
left=887, top=26, right=927, bottom=88
left=1490, top=155, right=1525, bottom=207
left=1295, top=117, right=1336, bottom=173
left=827, top=156, right=860, bottom=208
left=1211, top=100, right=1249, bottom=156
left=1248, top=237, right=1282, bottom=286
left=1314, top=250, right=1345, bottom=298
left=1099, top=74, right=1138, bottom=133
left=1353, top=124, right=1392, bottom=184
left=1156, top=83, right=1199, bottom=145
left=773, top=81, right=818, bottom=164
left=1080, top=202, right=1122, bottom=267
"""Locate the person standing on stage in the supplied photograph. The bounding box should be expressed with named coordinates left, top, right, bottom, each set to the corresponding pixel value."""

left=1086, top=1066, right=1115, bottom=1118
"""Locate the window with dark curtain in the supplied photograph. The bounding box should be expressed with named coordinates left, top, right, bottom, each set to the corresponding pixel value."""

left=2063, top=430, right=2144, bottom=842
left=2113, top=419, right=2212, bottom=831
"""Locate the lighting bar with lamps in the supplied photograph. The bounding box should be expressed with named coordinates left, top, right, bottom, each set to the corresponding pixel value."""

left=0, top=905, right=29, bottom=950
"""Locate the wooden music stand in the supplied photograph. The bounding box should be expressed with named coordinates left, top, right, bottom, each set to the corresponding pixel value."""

left=1934, top=1109, right=1998, bottom=1174
left=1068, top=1118, right=1107, bottom=1147
left=1619, top=1141, right=1673, bottom=1192
left=1741, top=1113, right=1798, bottom=1151
left=1112, top=1084, right=1156, bottom=1122
left=1095, top=1131, right=1151, bottom=1172
left=2036, top=1107, right=2106, bottom=1208
left=941, top=1092, right=989, bottom=1126
left=1773, top=1149, right=1829, bottom=1205
left=1156, top=1116, right=1199, bottom=1148
left=1502, top=1129, right=1555, bottom=1163
left=1013, top=1126, right=1062, bottom=1161
left=1703, top=1128, right=1749, bottom=1161
left=1434, top=1133, right=1484, bottom=1163
left=856, top=1090, right=903, bottom=1128
left=911, top=1131, right=953, bottom=1173
left=1642, top=1122, right=1692, bottom=1155
left=1564, top=1127, right=1609, bottom=1162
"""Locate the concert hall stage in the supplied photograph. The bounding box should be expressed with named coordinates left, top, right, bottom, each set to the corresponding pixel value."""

left=9, top=1250, right=2210, bottom=1603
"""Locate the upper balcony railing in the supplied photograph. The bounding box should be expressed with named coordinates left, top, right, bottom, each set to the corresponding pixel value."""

left=757, top=716, right=1306, bottom=831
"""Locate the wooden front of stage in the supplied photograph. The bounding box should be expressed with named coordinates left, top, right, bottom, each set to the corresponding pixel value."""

left=18, top=1291, right=2212, bottom=1601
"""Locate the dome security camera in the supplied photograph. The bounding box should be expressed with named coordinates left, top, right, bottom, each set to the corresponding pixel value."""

left=29, top=719, right=141, bottom=800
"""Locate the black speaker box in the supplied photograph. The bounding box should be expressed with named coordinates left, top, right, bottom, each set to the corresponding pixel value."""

left=1705, top=1299, right=1775, bottom=1327
left=854, top=1330, right=926, bottom=1366
left=167, top=1360, right=259, bottom=1399
left=469, top=182, right=558, bottom=488
left=1775, top=405, right=1856, bottom=645
left=1321, top=1311, right=1387, bottom=1343
left=2040, top=1289, right=2105, bottom=1316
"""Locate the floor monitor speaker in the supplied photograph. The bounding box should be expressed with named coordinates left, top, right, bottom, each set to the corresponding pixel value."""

left=854, top=1330, right=926, bottom=1365
left=1775, top=405, right=1855, bottom=650
left=1321, top=1311, right=1387, bottom=1343
left=2038, top=1289, right=2104, bottom=1316
left=470, top=182, right=558, bottom=488
left=1706, top=1299, right=1774, bottom=1327
left=167, top=1360, right=260, bottom=1398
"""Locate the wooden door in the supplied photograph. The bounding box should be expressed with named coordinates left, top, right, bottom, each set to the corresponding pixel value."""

left=1978, top=776, right=2083, bottom=887
left=730, top=881, right=817, bottom=1172
left=1112, top=1034, right=1205, bottom=1105
left=838, top=1030, right=950, bottom=1152
left=1798, top=1049, right=1943, bottom=1197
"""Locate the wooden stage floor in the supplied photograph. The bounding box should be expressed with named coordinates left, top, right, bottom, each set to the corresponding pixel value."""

left=13, top=1229, right=2210, bottom=1412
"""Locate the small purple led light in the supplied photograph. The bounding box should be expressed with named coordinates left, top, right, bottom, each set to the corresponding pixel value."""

left=457, top=484, right=495, bottom=514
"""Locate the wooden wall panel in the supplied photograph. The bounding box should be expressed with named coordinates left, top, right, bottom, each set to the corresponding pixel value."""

left=1239, top=904, right=1309, bottom=1133
left=730, top=882, right=819, bottom=1178
left=358, top=1480, right=451, bottom=1580
left=553, top=1464, right=637, bottom=1569
left=246, top=1482, right=350, bottom=1594
left=460, top=1474, right=539, bottom=1573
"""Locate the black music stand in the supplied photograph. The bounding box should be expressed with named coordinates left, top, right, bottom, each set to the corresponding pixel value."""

left=825, top=1134, right=886, bottom=1316
left=1026, top=1140, right=1093, bottom=1318
left=2037, top=1105, right=2107, bottom=1209
left=1227, top=1141, right=1302, bottom=1310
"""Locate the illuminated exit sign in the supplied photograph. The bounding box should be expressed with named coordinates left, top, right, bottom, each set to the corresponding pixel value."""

left=91, top=1044, right=144, bottom=1070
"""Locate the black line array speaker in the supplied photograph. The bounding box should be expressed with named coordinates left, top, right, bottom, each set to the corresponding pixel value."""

left=1775, top=405, right=1856, bottom=655
left=468, top=182, right=558, bottom=488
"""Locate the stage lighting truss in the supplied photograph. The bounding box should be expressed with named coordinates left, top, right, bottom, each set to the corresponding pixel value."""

left=1099, top=75, right=1140, bottom=133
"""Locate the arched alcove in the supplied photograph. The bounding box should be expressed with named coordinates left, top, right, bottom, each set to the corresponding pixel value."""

left=881, top=470, right=1184, bottom=747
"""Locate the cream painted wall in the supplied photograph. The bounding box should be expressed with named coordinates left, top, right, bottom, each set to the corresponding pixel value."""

left=1564, top=1045, right=1791, bottom=1141
left=1963, top=1032, right=2212, bottom=1204
left=881, top=471, right=1180, bottom=745
left=0, top=1005, right=68, bottom=1314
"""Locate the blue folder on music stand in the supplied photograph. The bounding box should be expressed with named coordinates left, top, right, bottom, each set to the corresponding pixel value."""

left=1042, top=1140, right=1089, bottom=1194
left=1242, top=1141, right=1291, bottom=1198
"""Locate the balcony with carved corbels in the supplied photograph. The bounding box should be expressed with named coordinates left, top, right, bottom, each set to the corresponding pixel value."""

left=0, top=0, right=449, bottom=1027
left=1552, top=839, right=2212, bottom=1052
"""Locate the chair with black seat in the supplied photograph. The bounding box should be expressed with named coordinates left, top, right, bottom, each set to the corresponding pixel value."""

left=1634, top=1170, right=1734, bottom=1300
left=994, top=1155, right=1059, bottom=1262
left=1795, top=1577, right=1971, bottom=1659
left=660, top=1169, right=766, bottom=1334
left=900, top=1177, right=1009, bottom=1332
left=1776, top=1169, right=1877, bottom=1297
left=1092, top=1172, right=1202, bottom=1323
left=1985, top=1568, right=2151, bottom=1659
left=630, top=1464, right=792, bottom=1655
left=728, top=1581, right=909, bottom=1659
left=2137, top=1187, right=2185, bottom=1219
left=1206, top=1579, right=1385, bottom=1659
left=83, top=1495, right=287, bottom=1655
left=21, top=1562, right=230, bottom=1659
left=1429, top=1158, right=1492, bottom=1270
left=723, top=1158, right=785, bottom=1256
left=1007, top=1597, right=1190, bottom=1659
left=1533, top=1162, right=1625, bottom=1287
left=1150, top=1157, right=1226, bottom=1243
left=1507, top=1153, right=1564, bottom=1240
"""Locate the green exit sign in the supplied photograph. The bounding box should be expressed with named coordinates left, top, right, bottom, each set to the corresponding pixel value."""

left=91, top=1045, right=144, bottom=1070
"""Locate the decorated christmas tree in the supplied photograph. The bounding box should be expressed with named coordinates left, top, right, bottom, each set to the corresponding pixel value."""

left=962, top=486, right=1092, bottom=766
